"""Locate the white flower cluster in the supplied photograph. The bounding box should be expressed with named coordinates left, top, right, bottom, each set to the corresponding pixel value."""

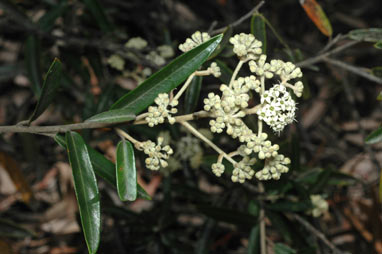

left=179, top=31, right=211, bottom=52
left=309, top=195, right=329, bottom=217
left=208, top=62, right=221, bottom=78
left=257, top=84, right=296, bottom=133
left=229, top=33, right=262, bottom=59
left=175, top=135, right=203, bottom=169
left=200, top=33, right=304, bottom=182
left=125, top=37, right=148, bottom=50
left=146, top=93, right=178, bottom=127
left=137, top=137, right=173, bottom=170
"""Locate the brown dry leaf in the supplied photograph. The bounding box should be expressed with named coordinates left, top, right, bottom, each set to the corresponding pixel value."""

left=0, top=151, right=33, bottom=203
left=300, top=0, right=333, bottom=37
left=341, top=119, right=381, bottom=131
left=0, top=238, right=13, bottom=254
left=81, top=57, right=101, bottom=96
left=340, top=152, right=382, bottom=183
left=50, top=246, right=78, bottom=254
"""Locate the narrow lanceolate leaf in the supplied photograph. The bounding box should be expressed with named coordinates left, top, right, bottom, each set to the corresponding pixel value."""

left=82, top=0, right=113, bottom=32
left=184, top=76, right=202, bottom=114
left=300, top=0, right=333, bottom=37
left=66, top=132, right=100, bottom=254
left=85, top=109, right=135, bottom=124
left=375, top=41, right=382, bottom=49
left=29, top=58, right=62, bottom=122
left=274, top=243, right=297, bottom=254
left=208, top=26, right=232, bottom=60
left=248, top=225, right=260, bottom=254
left=251, top=14, right=267, bottom=54
left=25, top=36, right=42, bottom=97
left=55, top=134, right=151, bottom=200
left=110, top=34, right=223, bottom=113
left=37, top=2, right=68, bottom=32
left=348, top=28, right=382, bottom=42
left=116, top=140, right=137, bottom=201
left=365, top=127, right=382, bottom=144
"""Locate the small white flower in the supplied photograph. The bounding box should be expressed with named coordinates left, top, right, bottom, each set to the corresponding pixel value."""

left=146, top=51, right=166, bottom=66
left=309, top=195, right=329, bottom=217
left=231, top=157, right=256, bottom=183
left=257, top=84, right=296, bottom=133
left=293, top=81, right=304, bottom=97
left=145, top=93, right=178, bottom=127
left=249, top=55, right=273, bottom=79
left=255, top=154, right=290, bottom=180
left=125, top=37, right=148, bottom=50
left=179, top=31, right=210, bottom=52
left=138, top=137, right=174, bottom=171
left=107, top=54, right=125, bottom=71
left=157, top=45, right=174, bottom=59
left=229, top=33, right=262, bottom=59
left=212, top=162, right=225, bottom=177
left=208, top=62, right=221, bottom=78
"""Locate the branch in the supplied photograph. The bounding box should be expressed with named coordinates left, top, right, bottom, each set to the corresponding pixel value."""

left=296, top=41, right=359, bottom=68
left=0, top=122, right=112, bottom=134
left=324, top=57, right=382, bottom=84
left=210, top=1, right=266, bottom=35
left=293, top=214, right=348, bottom=254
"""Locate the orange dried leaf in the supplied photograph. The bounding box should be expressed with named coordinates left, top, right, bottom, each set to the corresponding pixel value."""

left=300, top=0, right=333, bottom=37
left=0, top=151, right=33, bottom=203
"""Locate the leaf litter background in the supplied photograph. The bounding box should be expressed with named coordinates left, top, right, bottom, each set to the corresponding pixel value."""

left=0, top=0, right=382, bottom=253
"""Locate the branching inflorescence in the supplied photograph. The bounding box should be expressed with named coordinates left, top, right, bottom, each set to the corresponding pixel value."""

left=121, top=31, right=304, bottom=183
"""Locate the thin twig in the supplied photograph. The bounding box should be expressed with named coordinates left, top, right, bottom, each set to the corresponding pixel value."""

left=0, top=122, right=112, bottom=134
left=210, top=1, right=266, bottom=35
left=259, top=183, right=267, bottom=254
left=293, top=214, right=347, bottom=254
left=324, top=57, right=382, bottom=84
left=296, top=41, right=359, bottom=68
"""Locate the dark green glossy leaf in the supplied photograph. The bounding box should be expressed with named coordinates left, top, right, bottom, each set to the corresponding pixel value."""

left=248, top=225, right=260, bottom=254
left=251, top=14, right=267, bottom=54
left=208, top=26, right=233, bottom=60
left=184, top=76, right=202, bottom=113
left=274, top=243, right=297, bottom=254
left=85, top=109, right=135, bottom=124
left=25, top=35, right=42, bottom=97
left=65, top=131, right=100, bottom=254
left=110, top=34, right=223, bottom=113
left=55, top=134, right=151, bottom=200
left=375, top=41, right=382, bottom=49
left=29, top=58, right=62, bottom=122
left=377, top=91, right=382, bottom=101
left=308, top=169, right=332, bottom=194
left=197, top=205, right=257, bottom=227
left=365, top=127, right=382, bottom=144
left=116, top=140, right=137, bottom=201
left=82, top=0, right=113, bottom=32
left=348, top=28, right=382, bottom=42
left=267, top=211, right=292, bottom=242
left=215, top=59, right=233, bottom=84
left=37, top=1, right=68, bottom=32
left=266, top=200, right=311, bottom=212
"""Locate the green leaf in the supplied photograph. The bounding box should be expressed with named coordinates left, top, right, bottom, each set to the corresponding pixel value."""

left=82, top=0, right=113, bottom=32
left=365, top=127, right=382, bottom=144
left=248, top=225, right=260, bottom=254
left=37, top=1, right=68, bottom=32
left=65, top=131, right=100, bottom=254
left=85, top=109, right=135, bottom=124
left=274, top=243, right=297, bottom=254
left=184, top=76, right=202, bottom=114
left=348, top=28, right=382, bottom=42
left=25, top=35, right=42, bottom=97
left=55, top=134, right=151, bottom=200
left=29, top=58, right=62, bottom=122
left=251, top=14, right=267, bottom=54
left=377, top=91, right=382, bottom=101
left=208, top=26, right=233, bottom=60
left=267, top=211, right=292, bottom=242
left=110, top=34, right=223, bottom=113
left=372, top=66, right=382, bottom=78
left=116, top=140, right=137, bottom=201
left=215, top=59, right=233, bottom=84
left=0, top=218, right=36, bottom=238
left=375, top=41, right=382, bottom=49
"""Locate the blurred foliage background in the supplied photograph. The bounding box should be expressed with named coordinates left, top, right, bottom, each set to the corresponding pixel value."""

left=0, top=0, right=382, bottom=253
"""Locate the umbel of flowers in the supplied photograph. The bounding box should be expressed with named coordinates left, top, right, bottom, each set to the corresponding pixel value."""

left=123, top=31, right=303, bottom=184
